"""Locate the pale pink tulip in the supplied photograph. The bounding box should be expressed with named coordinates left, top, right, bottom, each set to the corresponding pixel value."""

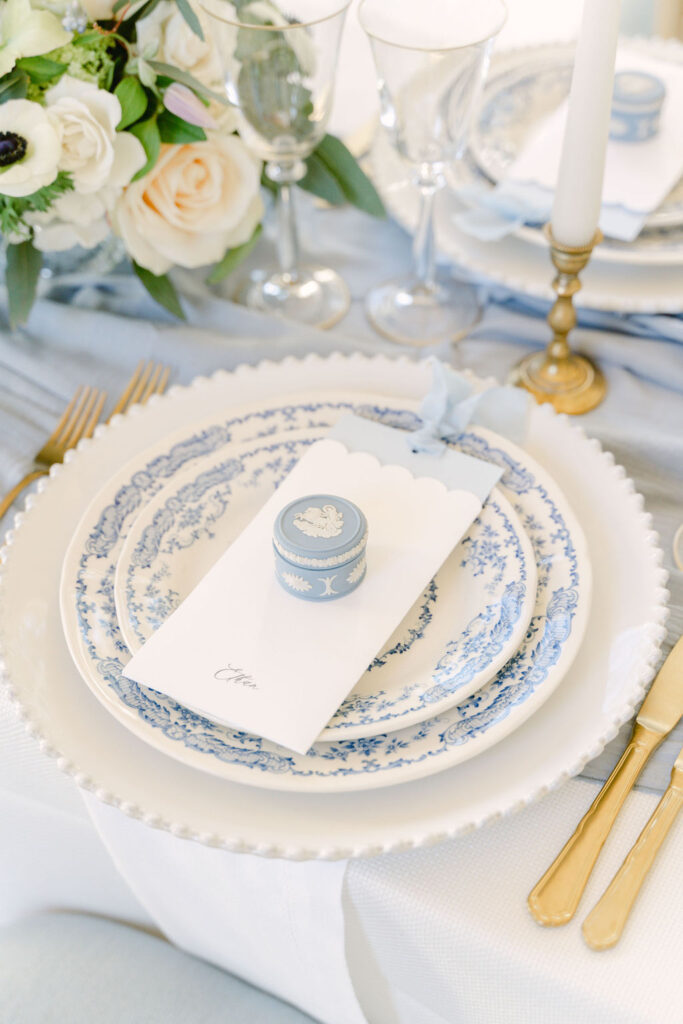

left=163, top=83, right=217, bottom=130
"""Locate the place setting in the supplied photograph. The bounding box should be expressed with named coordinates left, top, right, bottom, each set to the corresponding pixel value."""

left=0, top=0, right=681, bottom=1019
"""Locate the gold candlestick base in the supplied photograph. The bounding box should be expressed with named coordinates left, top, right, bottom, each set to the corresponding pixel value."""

left=509, top=226, right=606, bottom=415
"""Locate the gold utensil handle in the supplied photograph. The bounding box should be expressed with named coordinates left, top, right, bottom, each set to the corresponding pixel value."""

left=582, top=780, right=683, bottom=950
left=0, top=469, right=49, bottom=521
left=528, top=723, right=662, bottom=926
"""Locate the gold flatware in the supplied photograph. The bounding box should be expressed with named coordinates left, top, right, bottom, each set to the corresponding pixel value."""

left=107, top=361, right=171, bottom=423
left=0, top=386, right=107, bottom=521
left=582, top=742, right=683, bottom=950
left=528, top=636, right=683, bottom=926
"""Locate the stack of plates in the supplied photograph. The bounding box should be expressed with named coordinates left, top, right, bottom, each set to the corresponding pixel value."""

left=371, top=38, right=683, bottom=314
left=0, top=355, right=667, bottom=857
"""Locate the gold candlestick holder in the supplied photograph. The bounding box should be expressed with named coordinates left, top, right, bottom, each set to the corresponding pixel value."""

left=509, top=225, right=606, bottom=415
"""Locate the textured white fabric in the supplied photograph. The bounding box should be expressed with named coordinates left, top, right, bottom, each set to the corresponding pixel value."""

left=347, top=778, right=683, bottom=1024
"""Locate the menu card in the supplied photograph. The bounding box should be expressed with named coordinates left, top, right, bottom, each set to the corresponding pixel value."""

left=123, top=416, right=502, bottom=754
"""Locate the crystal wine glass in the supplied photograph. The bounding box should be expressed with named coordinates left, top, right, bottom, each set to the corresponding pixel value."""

left=359, top=0, right=507, bottom=346
left=202, top=0, right=352, bottom=328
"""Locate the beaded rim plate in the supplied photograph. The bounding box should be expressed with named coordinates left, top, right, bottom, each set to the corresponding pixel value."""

left=113, top=430, right=537, bottom=741
left=0, top=356, right=666, bottom=856
left=58, top=393, right=588, bottom=793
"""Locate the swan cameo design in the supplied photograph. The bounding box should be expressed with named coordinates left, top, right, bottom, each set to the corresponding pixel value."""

left=293, top=504, right=344, bottom=539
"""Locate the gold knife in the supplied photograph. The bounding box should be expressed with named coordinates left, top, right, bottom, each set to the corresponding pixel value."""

left=528, top=636, right=683, bottom=926
left=582, top=742, right=683, bottom=949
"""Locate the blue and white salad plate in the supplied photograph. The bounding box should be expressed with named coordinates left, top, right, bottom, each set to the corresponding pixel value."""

left=60, top=392, right=591, bottom=793
left=113, top=429, right=537, bottom=741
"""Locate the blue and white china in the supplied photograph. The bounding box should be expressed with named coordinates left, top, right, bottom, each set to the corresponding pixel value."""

left=60, top=395, right=590, bottom=793
left=113, top=429, right=536, bottom=740
left=445, top=40, right=683, bottom=265
left=273, top=494, right=368, bottom=601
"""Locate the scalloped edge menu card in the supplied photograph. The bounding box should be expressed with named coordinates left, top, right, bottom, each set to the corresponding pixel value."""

left=123, top=416, right=502, bottom=754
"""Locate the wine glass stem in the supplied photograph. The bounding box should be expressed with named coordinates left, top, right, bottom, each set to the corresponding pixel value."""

left=413, top=171, right=439, bottom=291
left=276, top=183, right=300, bottom=280
left=266, top=160, right=306, bottom=282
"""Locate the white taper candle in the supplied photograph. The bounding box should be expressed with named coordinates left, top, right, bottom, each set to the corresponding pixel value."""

left=550, top=0, right=622, bottom=248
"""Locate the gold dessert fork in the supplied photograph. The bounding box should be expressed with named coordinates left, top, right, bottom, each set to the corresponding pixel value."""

left=107, top=360, right=171, bottom=423
left=0, top=386, right=106, bottom=521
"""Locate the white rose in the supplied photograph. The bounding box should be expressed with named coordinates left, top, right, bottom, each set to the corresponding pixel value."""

left=46, top=76, right=145, bottom=194
left=112, top=136, right=263, bottom=274
left=137, top=0, right=234, bottom=88
left=28, top=191, right=111, bottom=251
left=0, top=99, right=61, bottom=197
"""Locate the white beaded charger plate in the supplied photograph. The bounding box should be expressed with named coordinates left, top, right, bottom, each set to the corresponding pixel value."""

left=0, top=356, right=667, bottom=856
left=113, top=430, right=537, bottom=742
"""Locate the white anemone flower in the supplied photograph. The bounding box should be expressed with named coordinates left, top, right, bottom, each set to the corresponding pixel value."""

left=0, top=0, right=72, bottom=78
left=0, top=99, right=61, bottom=197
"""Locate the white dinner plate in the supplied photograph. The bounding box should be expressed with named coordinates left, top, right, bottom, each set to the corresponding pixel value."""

left=0, top=356, right=667, bottom=855
left=60, top=397, right=578, bottom=792
left=114, top=431, right=537, bottom=741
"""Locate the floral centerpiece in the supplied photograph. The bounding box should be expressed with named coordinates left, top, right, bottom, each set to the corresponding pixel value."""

left=0, top=0, right=382, bottom=325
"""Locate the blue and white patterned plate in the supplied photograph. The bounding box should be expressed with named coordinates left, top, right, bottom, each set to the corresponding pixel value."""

left=60, top=394, right=590, bottom=793
left=113, top=429, right=537, bottom=741
left=447, top=39, right=683, bottom=264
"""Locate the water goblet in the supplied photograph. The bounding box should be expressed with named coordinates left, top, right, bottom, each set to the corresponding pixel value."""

left=359, top=0, right=507, bottom=346
left=202, top=0, right=352, bottom=328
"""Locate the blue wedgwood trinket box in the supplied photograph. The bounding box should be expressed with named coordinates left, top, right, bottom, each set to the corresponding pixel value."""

left=610, top=71, right=666, bottom=142
left=273, top=494, right=368, bottom=601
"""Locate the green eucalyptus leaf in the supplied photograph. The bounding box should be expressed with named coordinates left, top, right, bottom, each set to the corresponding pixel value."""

left=6, top=241, right=42, bottom=328
left=72, top=32, right=105, bottom=47
left=314, top=134, right=385, bottom=218
left=115, top=76, right=148, bottom=129
left=0, top=69, right=29, bottom=104
left=133, top=262, right=186, bottom=319
left=157, top=110, right=206, bottom=144
left=15, top=56, right=67, bottom=84
left=128, top=117, right=161, bottom=180
left=147, top=61, right=231, bottom=106
left=206, top=224, right=262, bottom=284
left=299, top=153, right=346, bottom=206
left=174, top=0, right=204, bottom=40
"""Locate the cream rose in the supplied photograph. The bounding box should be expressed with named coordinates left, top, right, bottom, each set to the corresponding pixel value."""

left=112, top=136, right=263, bottom=274
left=46, top=76, right=144, bottom=194
left=136, top=0, right=234, bottom=89
left=0, top=99, right=61, bottom=197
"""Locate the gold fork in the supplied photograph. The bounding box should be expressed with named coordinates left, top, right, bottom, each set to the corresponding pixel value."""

left=0, top=386, right=106, bottom=520
left=107, top=360, right=171, bottom=423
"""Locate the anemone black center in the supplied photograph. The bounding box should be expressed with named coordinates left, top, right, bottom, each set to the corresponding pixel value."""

left=0, top=132, right=28, bottom=168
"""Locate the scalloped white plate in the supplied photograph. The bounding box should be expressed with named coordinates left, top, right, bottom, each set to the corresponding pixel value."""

left=0, top=356, right=668, bottom=855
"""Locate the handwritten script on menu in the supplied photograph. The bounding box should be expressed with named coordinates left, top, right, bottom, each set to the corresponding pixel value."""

left=214, top=666, right=257, bottom=690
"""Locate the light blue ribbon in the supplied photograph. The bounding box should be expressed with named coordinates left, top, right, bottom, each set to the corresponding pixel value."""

left=409, top=358, right=533, bottom=454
